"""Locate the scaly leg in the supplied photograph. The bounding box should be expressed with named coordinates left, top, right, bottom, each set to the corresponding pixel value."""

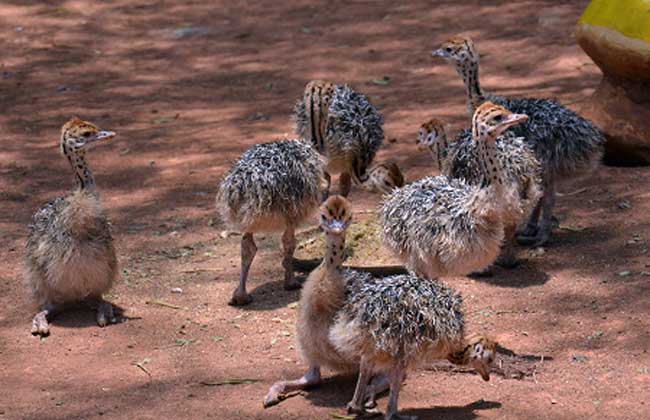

left=340, top=172, right=352, bottom=197
left=495, top=223, right=519, bottom=268
left=347, top=358, right=376, bottom=415
left=385, top=364, right=416, bottom=420
left=516, top=199, right=541, bottom=241
left=229, top=232, right=256, bottom=306
left=322, top=172, right=332, bottom=202
left=96, top=300, right=116, bottom=327
left=364, top=373, right=391, bottom=409
left=31, top=302, right=62, bottom=336
left=282, top=224, right=301, bottom=290
left=263, top=365, right=321, bottom=408
left=518, top=171, right=555, bottom=247
left=533, top=171, right=556, bottom=247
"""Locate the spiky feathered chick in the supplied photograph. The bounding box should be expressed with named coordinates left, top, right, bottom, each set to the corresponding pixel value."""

left=216, top=139, right=325, bottom=305
left=381, top=102, right=528, bottom=279
left=25, top=117, right=117, bottom=336
left=417, top=118, right=542, bottom=267
left=295, top=80, right=402, bottom=197
left=264, top=196, right=496, bottom=420
left=433, top=36, right=605, bottom=246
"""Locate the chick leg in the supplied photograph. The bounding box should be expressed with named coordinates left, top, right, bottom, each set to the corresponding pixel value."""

left=385, top=363, right=416, bottom=420
left=31, top=302, right=62, bottom=336
left=516, top=199, right=541, bottom=240
left=347, top=357, right=374, bottom=415
left=263, top=365, right=321, bottom=408
left=229, top=233, right=256, bottom=306
left=532, top=172, right=556, bottom=247
left=96, top=300, right=116, bottom=327
left=282, top=224, right=301, bottom=290
left=495, top=223, right=519, bottom=268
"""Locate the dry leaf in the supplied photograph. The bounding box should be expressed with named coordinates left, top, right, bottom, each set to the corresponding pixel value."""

left=152, top=114, right=180, bottom=124
left=200, top=379, right=259, bottom=386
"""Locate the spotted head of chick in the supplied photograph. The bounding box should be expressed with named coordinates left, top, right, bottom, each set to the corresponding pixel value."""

left=319, top=195, right=353, bottom=236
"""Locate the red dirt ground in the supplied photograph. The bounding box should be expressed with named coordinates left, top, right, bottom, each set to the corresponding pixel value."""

left=1, top=1, right=649, bottom=419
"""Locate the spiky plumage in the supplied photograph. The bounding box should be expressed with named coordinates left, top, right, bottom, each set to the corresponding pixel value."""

left=485, top=95, right=603, bottom=177
left=333, top=272, right=464, bottom=365
left=380, top=176, right=505, bottom=278
left=295, top=82, right=384, bottom=184
left=380, top=102, right=531, bottom=278
left=216, top=139, right=324, bottom=232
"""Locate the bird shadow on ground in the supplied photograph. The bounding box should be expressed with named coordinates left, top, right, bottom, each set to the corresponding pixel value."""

left=469, top=261, right=550, bottom=288
left=301, top=373, right=358, bottom=408
left=48, top=301, right=138, bottom=330
left=402, top=400, right=502, bottom=420
left=239, top=278, right=304, bottom=311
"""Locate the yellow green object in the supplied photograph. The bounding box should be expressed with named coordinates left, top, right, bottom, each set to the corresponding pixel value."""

left=579, top=0, right=650, bottom=41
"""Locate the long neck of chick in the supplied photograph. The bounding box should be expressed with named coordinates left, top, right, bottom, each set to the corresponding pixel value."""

left=428, top=134, right=449, bottom=173
left=477, top=134, right=503, bottom=193
left=323, top=230, right=346, bottom=274
left=456, top=59, right=485, bottom=115
left=63, top=143, right=96, bottom=193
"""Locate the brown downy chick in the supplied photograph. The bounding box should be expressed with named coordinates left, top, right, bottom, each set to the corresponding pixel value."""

left=25, top=117, right=117, bottom=336
left=264, top=195, right=356, bottom=408
left=360, top=161, right=405, bottom=194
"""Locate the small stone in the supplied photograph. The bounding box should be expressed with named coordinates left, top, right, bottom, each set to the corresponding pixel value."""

left=171, top=287, right=183, bottom=294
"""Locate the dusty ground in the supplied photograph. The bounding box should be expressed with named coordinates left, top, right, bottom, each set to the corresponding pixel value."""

left=1, top=1, right=649, bottom=419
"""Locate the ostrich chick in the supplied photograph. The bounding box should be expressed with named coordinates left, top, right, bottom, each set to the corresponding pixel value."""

left=381, top=102, right=528, bottom=280
left=417, top=118, right=542, bottom=267
left=362, top=161, right=406, bottom=194
left=25, top=117, right=117, bottom=336
left=263, top=196, right=496, bottom=420
left=295, top=80, right=397, bottom=198
left=216, top=139, right=324, bottom=305
left=433, top=36, right=604, bottom=246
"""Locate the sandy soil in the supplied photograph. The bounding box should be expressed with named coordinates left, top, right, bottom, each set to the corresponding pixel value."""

left=1, top=1, right=648, bottom=419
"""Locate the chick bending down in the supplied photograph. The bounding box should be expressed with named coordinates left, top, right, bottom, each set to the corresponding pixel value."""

left=264, top=195, right=497, bottom=420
